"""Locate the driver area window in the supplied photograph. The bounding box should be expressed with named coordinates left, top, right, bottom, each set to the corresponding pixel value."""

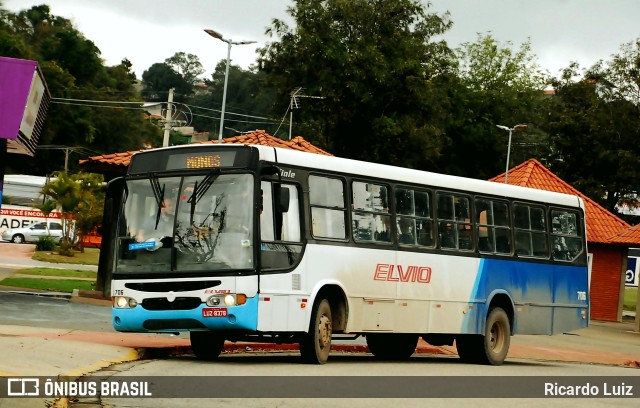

left=260, top=181, right=303, bottom=270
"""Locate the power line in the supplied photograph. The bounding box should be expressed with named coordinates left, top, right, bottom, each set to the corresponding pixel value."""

left=191, top=112, right=279, bottom=125
left=51, top=97, right=276, bottom=123
left=51, top=101, right=147, bottom=110
left=184, top=102, right=273, bottom=120
left=51, top=97, right=145, bottom=105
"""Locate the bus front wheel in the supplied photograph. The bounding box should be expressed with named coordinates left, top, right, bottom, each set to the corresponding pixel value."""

left=367, top=333, right=418, bottom=360
left=300, top=298, right=332, bottom=364
left=456, top=307, right=510, bottom=365
left=190, top=331, right=225, bottom=360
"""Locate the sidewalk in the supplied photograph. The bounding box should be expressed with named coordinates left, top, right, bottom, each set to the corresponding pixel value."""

left=1, top=317, right=639, bottom=379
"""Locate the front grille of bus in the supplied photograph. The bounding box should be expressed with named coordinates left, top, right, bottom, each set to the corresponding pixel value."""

left=141, top=297, right=202, bottom=311
left=143, top=319, right=205, bottom=330
left=125, top=280, right=221, bottom=292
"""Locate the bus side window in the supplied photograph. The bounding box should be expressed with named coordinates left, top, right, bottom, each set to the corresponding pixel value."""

left=309, top=175, right=346, bottom=240
left=551, top=209, right=583, bottom=262
left=476, top=198, right=511, bottom=255
left=514, top=203, right=547, bottom=258
left=260, top=181, right=303, bottom=270
left=437, top=193, right=472, bottom=251
left=261, top=182, right=300, bottom=242
left=352, top=181, right=391, bottom=244
left=395, top=187, right=434, bottom=248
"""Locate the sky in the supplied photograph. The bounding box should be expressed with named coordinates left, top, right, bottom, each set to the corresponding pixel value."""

left=3, top=0, right=640, bottom=80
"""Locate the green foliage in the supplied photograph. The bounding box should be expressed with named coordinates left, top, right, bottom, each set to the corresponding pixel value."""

left=35, top=235, right=56, bottom=251
left=258, top=0, right=454, bottom=169
left=0, top=277, right=94, bottom=293
left=437, top=34, right=550, bottom=178
left=165, top=52, right=205, bottom=85
left=623, top=287, right=638, bottom=312
left=39, top=171, right=105, bottom=254
left=10, top=267, right=96, bottom=278
left=190, top=63, right=276, bottom=138
left=0, top=4, right=160, bottom=175
left=142, top=62, right=192, bottom=102
left=540, top=59, right=640, bottom=212
left=3, top=2, right=640, bottom=217
left=32, top=248, right=100, bottom=265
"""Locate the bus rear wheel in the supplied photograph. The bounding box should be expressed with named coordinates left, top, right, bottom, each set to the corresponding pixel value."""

left=366, top=333, right=418, bottom=360
left=190, top=331, right=225, bottom=360
left=456, top=307, right=510, bottom=365
left=300, top=298, right=332, bottom=364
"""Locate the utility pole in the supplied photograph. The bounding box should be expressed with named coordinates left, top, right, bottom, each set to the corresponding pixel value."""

left=64, top=146, right=69, bottom=173
left=162, top=88, right=174, bottom=147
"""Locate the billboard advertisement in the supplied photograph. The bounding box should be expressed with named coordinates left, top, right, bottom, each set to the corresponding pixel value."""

left=0, top=57, right=50, bottom=156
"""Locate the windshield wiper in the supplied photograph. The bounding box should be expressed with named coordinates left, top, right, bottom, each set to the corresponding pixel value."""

left=188, top=169, right=220, bottom=225
left=148, top=173, right=165, bottom=230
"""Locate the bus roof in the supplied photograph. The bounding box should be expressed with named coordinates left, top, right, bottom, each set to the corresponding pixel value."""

left=258, top=145, right=583, bottom=209
left=133, top=143, right=583, bottom=209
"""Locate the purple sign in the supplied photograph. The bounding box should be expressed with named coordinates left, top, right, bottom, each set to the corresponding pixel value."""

left=0, top=57, right=39, bottom=140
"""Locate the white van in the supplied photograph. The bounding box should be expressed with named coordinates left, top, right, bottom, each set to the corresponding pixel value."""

left=1, top=221, right=64, bottom=244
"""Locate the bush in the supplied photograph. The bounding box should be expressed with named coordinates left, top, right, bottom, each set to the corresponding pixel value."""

left=35, top=235, right=56, bottom=251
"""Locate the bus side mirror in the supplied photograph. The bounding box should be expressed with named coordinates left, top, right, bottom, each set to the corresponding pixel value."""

left=261, top=165, right=280, bottom=177
left=277, top=186, right=290, bottom=213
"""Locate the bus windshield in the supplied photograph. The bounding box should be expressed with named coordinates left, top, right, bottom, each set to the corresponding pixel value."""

left=115, top=172, right=254, bottom=274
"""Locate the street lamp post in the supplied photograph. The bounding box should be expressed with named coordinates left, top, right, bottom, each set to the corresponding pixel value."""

left=204, top=29, right=256, bottom=142
left=496, top=124, right=528, bottom=184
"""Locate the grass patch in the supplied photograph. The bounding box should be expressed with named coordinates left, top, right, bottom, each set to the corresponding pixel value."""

left=32, top=247, right=100, bottom=265
left=623, top=287, right=639, bottom=311
left=0, top=277, right=95, bottom=293
left=17, top=267, right=96, bottom=279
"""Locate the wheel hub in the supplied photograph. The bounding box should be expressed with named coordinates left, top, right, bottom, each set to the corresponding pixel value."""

left=318, top=314, right=331, bottom=348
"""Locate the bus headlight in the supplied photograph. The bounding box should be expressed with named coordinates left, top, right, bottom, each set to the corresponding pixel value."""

left=114, top=296, right=138, bottom=309
left=206, top=294, right=247, bottom=307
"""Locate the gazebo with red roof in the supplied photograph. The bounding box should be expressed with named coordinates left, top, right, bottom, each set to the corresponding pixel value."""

left=491, top=159, right=640, bottom=322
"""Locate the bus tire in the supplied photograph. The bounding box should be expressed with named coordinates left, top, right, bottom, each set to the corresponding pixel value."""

left=457, top=307, right=510, bottom=365
left=190, top=331, right=225, bottom=360
left=300, top=298, right=332, bottom=364
left=367, top=333, right=418, bottom=360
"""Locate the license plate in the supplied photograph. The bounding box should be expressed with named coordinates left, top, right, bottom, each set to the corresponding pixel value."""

left=202, top=307, right=228, bottom=318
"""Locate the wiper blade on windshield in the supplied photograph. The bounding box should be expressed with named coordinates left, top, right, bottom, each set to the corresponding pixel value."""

left=187, top=169, right=220, bottom=225
left=148, top=173, right=165, bottom=230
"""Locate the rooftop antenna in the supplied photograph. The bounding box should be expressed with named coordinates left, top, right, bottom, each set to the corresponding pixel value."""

left=288, top=87, right=324, bottom=140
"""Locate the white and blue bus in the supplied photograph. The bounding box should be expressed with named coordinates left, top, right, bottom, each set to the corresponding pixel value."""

left=100, top=144, right=589, bottom=365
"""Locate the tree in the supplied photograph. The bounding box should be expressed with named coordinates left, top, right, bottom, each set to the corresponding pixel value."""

left=165, top=52, right=205, bottom=85
left=258, top=0, right=454, bottom=169
left=73, top=173, right=105, bottom=252
left=141, top=62, right=192, bottom=102
left=189, top=61, right=276, bottom=138
left=39, top=172, right=106, bottom=255
left=438, top=34, right=550, bottom=179
left=601, top=38, right=640, bottom=107
left=541, top=60, right=640, bottom=213
left=0, top=4, right=160, bottom=175
left=40, top=172, right=81, bottom=255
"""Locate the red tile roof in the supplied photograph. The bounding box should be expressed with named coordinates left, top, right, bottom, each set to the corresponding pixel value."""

left=79, top=130, right=332, bottom=172
left=490, top=159, right=637, bottom=245
left=612, top=224, right=640, bottom=245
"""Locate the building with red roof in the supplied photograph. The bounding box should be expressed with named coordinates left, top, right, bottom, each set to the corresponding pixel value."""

left=79, top=130, right=331, bottom=179
left=491, top=159, right=640, bottom=321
